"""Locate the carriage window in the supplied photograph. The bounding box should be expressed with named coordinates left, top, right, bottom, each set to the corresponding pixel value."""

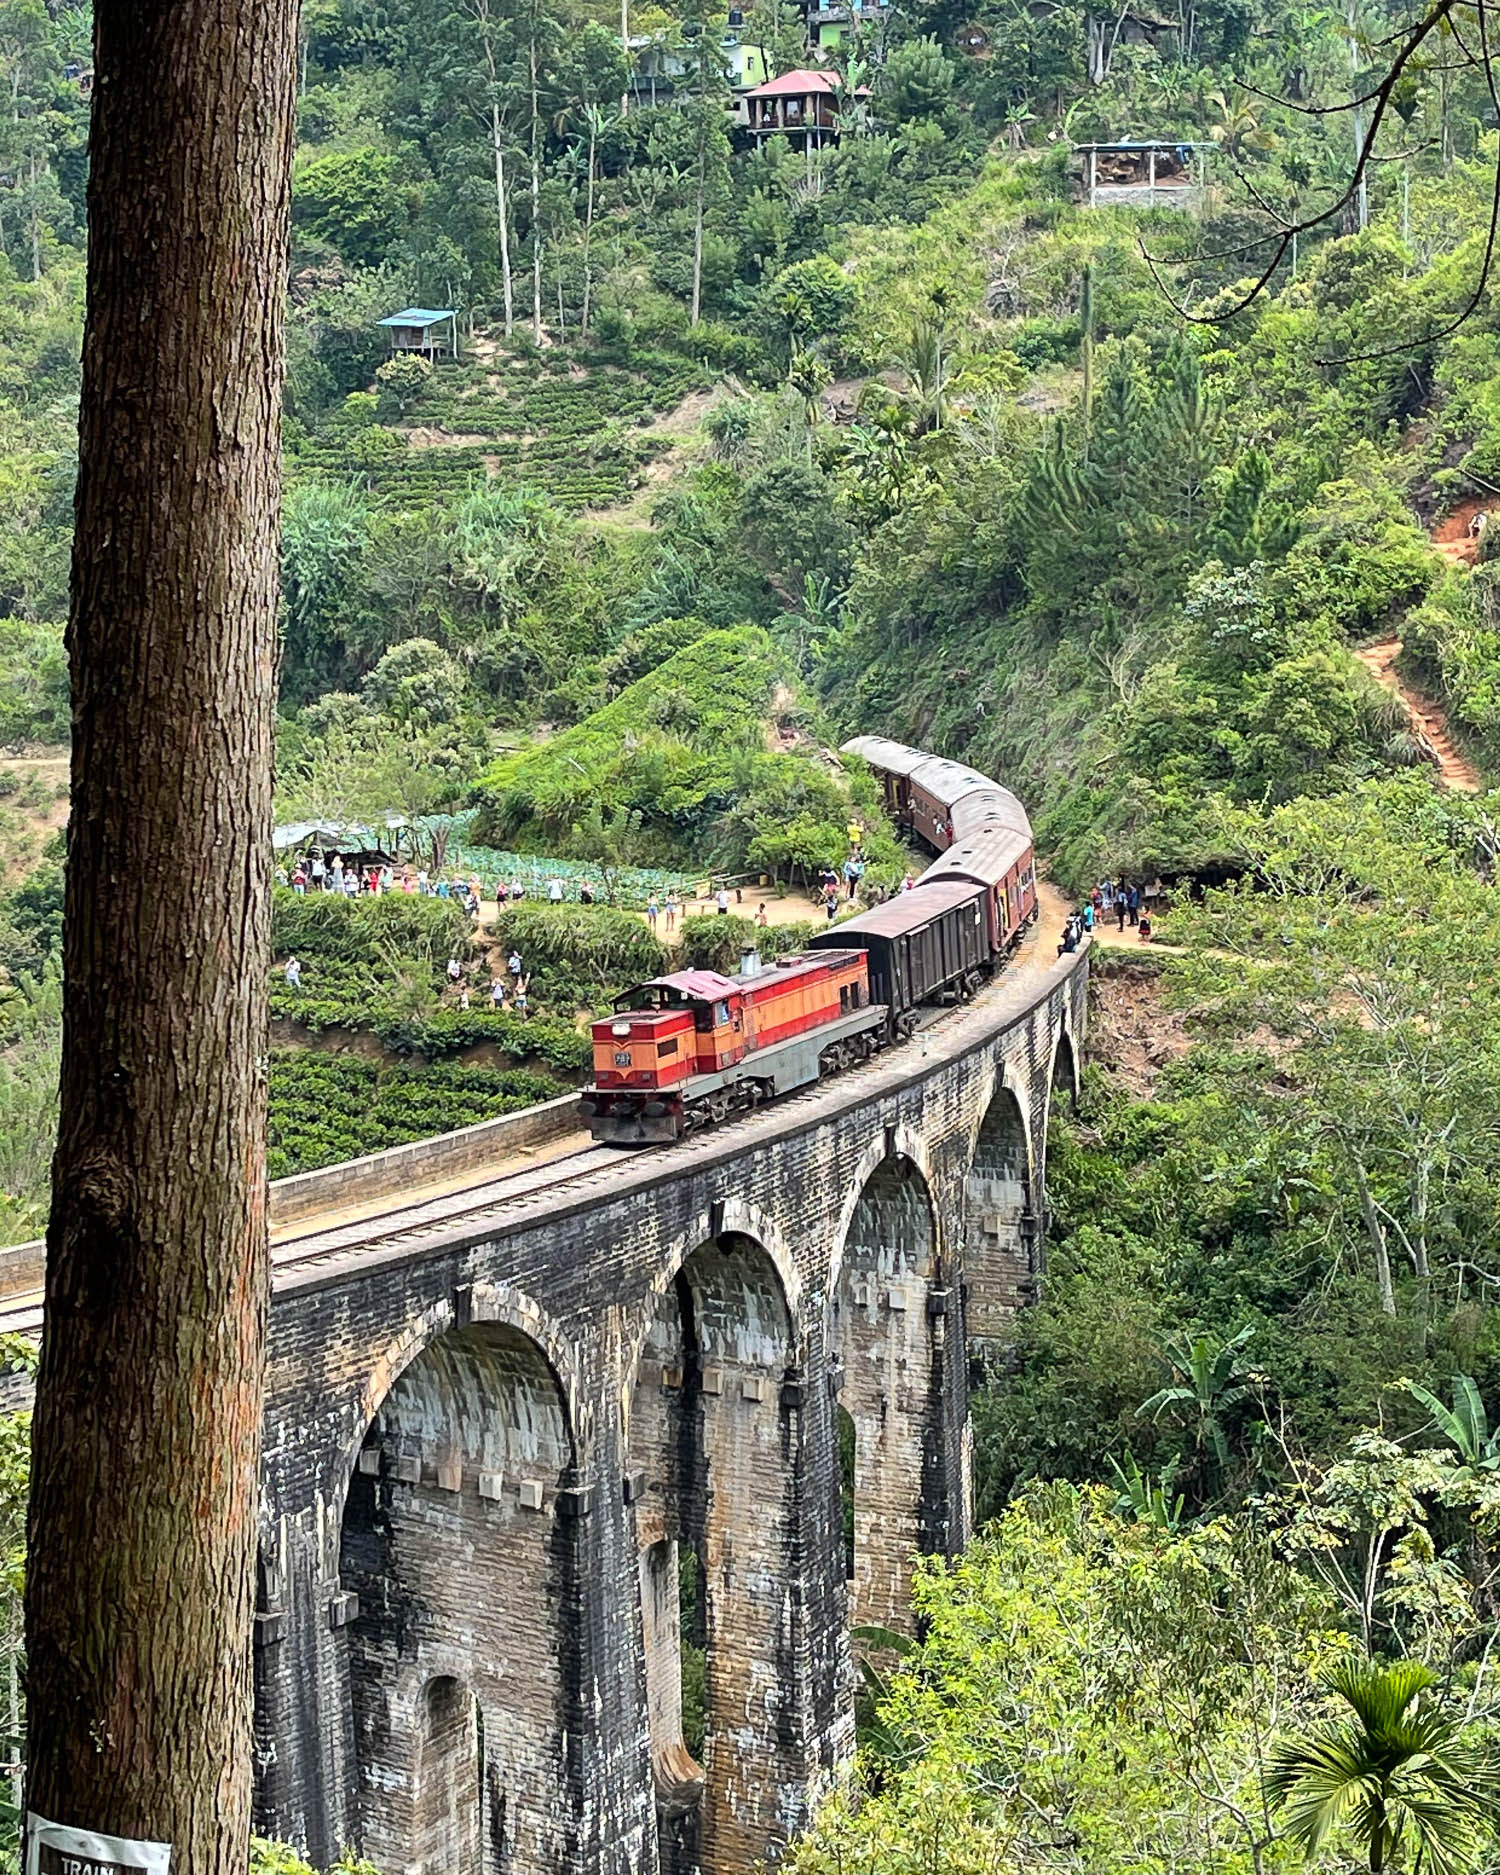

left=659, top=1037, right=678, bottom=1058
left=714, top=1001, right=730, bottom=1024
left=840, top=986, right=850, bottom=1012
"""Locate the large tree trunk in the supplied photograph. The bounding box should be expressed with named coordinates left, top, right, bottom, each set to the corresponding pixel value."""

left=530, top=15, right=543, bottom=344
left=491, top=97, right=515, bottom=337
left=24, top=3, right=294, bottom=1871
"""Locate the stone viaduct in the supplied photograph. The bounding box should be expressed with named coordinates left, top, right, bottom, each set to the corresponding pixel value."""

left=245, top=941, right=1089, bottom=1875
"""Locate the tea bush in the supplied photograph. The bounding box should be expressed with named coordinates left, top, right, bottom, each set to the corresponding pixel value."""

left=266, top=1053, right=564, bottom=1178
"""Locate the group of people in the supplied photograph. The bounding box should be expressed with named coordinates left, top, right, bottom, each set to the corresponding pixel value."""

left=644, top=892, right=682, bottom=935
left=279, top=853, right=486, bottom=921
left=283, top=943, right=533, bottom=1015
left=1058, top=876, right=1156, bottom=953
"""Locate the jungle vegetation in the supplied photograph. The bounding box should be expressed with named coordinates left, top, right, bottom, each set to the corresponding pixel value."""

left=6, top=0, right=1500, bottom=1862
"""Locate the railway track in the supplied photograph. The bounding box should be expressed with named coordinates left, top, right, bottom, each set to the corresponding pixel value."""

left=0, top=1141, right=641, bottom=1342
left=0, top=929, right=1063, bottom=1345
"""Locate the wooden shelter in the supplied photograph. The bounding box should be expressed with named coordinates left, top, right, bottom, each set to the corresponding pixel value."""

left=1072, top=141, right=1207, bottom=210
left=377, top=307, right=459, bottom=359
left=743, top=68, right=842, bottom=143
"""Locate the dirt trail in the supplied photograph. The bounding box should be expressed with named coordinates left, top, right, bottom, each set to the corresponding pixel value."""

left=1431, top=497, right=1487, bottom=567
left=1354, top=639, right=1482, bottom=793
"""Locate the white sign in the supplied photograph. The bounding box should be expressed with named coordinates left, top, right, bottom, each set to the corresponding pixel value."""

left=25, top=1813, right=171, bottom=1875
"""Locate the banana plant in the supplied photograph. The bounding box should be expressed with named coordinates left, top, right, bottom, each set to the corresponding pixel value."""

left=1401, top=1374, right=1500, bottom=1473
left=1140, top=1324, right=1258, bottom=1471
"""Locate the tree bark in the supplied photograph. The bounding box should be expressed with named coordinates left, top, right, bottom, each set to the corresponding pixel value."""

left=24, top=2, right=294, bottom=1870
left=490, top=96, right=515, bottom=338
left=581, top=116, right=596, bottom=337
left=529, top=9, right=543, bottom=344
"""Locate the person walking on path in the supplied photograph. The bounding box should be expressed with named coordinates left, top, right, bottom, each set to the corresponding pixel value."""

left=647, top=894, right=659, bottom=933
left=284, top=957, right=301, bottom=990
left=1116, top=893, right=1127, bottom=932
left=665, top=893, right=679, bottom=936
left=508, top=948, right=522, bottom=979
left=715, top=886, right=730, bottom=915
left=1082, top=900, right=1095, bottom=932
left=548, top=876, right=565, bottom=904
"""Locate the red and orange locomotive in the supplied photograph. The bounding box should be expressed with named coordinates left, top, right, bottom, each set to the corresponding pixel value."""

left=581, top=947, right=883, bottom=1144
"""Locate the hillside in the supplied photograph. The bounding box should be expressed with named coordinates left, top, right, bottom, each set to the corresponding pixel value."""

left=14, top=0, right=1500, bottom=1865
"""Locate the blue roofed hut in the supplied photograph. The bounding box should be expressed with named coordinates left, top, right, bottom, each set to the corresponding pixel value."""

left=377, top=307, right=459, bottom=359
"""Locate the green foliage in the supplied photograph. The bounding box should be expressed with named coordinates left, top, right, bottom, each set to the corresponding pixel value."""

left=787, top=1484, right=1338, bottom=1875
left=267, top=1053, right=562, bottom=1178
left=251, top=1842, right=382, bottom=1875
left=1266, top=1659, right=1500, bottom=1875
left=0, top=619, right=66, bottom=744
left=488, top=900, right=669, bottom=1002
left=676, top=913, right=817, bottom=973
left=272, top=889, right=472, bottom=967
left=293, top=147, right=405, bottom=268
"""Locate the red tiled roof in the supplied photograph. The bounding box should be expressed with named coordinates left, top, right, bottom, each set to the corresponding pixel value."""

left=745, top=67, right=840, bottom=96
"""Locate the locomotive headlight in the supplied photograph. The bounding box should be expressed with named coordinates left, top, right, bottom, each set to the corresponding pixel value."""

left=612, top=1020, right=631, bottom=1037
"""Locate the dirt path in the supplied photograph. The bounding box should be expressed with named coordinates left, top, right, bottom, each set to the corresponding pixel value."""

left=1432, top=497, right=1487, bottom=567
left=1354, top=639, right=1482, bottom=793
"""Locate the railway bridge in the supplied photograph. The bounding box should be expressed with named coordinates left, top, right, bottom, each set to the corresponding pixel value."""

left=0, top=933, right=1088, bottom=1875
left=253, top=933, right=1085, bottom=1875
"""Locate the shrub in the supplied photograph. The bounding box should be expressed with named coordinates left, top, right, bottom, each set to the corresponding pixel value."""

left=271, top=890, right=472, bottom=966
left=266, top=1053, right=564, bottom=1178
left=677, top=914, right=818, bottom=973
left=489, top=901, right=668, bottom=1002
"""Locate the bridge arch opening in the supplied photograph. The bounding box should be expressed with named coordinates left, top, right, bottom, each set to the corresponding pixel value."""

left=625, top=1230, right=802, bottom=1874
left=339, top=1321, right=577, bottom=1875
left=1051, top=1029, right=1079, bottom=1106
left=964, top=1085, right=1036, bottom=1364
left=832, top=1153, right=943, bottom=1636
left=413, top=1675, right=482, bottom=1875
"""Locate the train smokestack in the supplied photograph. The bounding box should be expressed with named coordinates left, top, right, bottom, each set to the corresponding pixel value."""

left=739, top=943, right=761, bottom=977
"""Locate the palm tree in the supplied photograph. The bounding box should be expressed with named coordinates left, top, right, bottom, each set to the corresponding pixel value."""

left=1266, top=1657, right=1500, bottom=1875
left=1140, top=1324, right=1257, bottom=1474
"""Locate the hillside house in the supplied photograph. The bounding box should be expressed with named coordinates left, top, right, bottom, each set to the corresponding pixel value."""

left=743, top=68, right=842, bottom=143
left=1072, top=141, right=1207, bottom=210
left=377, top=308, right=459, bottom=359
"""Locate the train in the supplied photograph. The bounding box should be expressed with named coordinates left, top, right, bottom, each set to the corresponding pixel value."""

left=578, top=737, right=1038, bottom=1145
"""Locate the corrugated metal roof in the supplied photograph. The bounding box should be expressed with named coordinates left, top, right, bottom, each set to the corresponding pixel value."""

left=825, top=878, right=985, bottom=939
left=745, top=67, right=840, bottom=95
left=841, top=735, right=930, bottom=778
left=647, top=969, right=741, bottom=1000
left=950, top=788, right=1031, bottom=840
left=922, top=827, right=1032, bottom=889
left=909, top=755, right=998, bottom=809
left=378, top=307, right=456, bottom=327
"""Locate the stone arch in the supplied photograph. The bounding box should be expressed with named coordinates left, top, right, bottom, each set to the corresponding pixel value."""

left=1050, top=1024, right=1080, bottom=1108
left=327, top=1282, right=584, bottom=1513
left=339, top=1320, right=579, bottom=1875
left=625, top=1228, right=807, bottom=1875
left=963, top=1077, right=1038, bottom=1354
left=830, top=1152, right=949, bottom=1635
left=824, top=1122, right=940, bottom=1316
